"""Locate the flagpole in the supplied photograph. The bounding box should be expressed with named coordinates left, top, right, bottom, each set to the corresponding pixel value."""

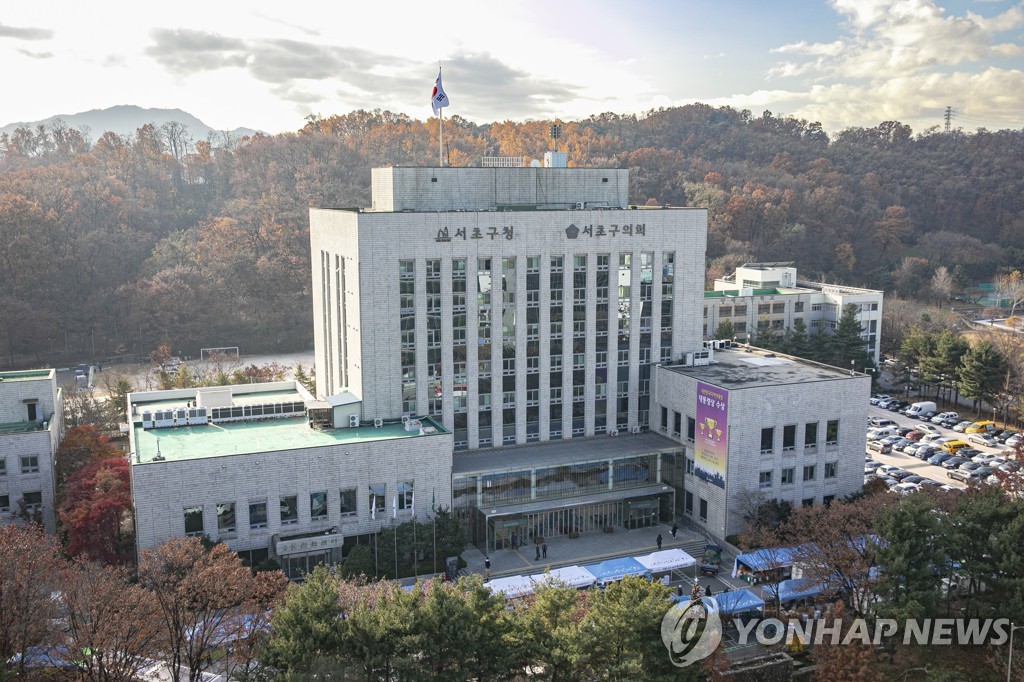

left=439, top=108, right=444, bottom=167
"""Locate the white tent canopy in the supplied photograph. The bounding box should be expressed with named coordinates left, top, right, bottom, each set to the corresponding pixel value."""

left=531, top=565, right=597, bottom=589
left=634, top=548, right=697, bottom=572
left=485, top=575, right=535, bottom=598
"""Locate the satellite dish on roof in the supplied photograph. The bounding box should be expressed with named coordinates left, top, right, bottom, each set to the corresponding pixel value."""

left=529, top=159, right=541, bottom=167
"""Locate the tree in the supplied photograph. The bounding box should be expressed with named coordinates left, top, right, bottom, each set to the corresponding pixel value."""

left=338, top=543, right=376, bottom=580
left=0, top=524, right=67, bottom=676
left=713, top=319, right=734, bottom=340
left=341, top=576, right=419, bottom=680
left=514, top=581, right=589, bottom=681
left=994, top=270, right=1024, bottom=316
left=873, top=205, right=912, bottom=255
left=138, top=536, right=285, bottom=682
left=54, top=425, right=122, bottom=506
left=827, top=303, right=870, bottom=369
left=262, top=565, right=346, bottom=676
left=930, top=265, right=955, bottom=302
left=874, top=493, right=944, bottom=619
left=58, top=456, right=133, bottom=564
left=956, top=341, right=1009, bottom=414
left=56, top=562, right=163, bottom=682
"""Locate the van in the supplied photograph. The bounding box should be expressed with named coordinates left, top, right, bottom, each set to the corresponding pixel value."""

left=867, top=427, right=897, bottom=441
left=869, top=417, right=897, bottom=428
left=941, top=440, right=968, bottom=454
left=905, top=401, right=937, bottom=417
left=964, top=420, right=996, bottom=434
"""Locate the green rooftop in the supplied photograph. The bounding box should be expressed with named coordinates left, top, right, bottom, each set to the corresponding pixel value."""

left=0, top=369, right=52, bottom=381
left=132, top=416, right=447, bottom=464
left=704, top=288, right=783, bottom=298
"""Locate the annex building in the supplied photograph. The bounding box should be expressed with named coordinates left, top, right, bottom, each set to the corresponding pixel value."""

left=704, top=263, right=884, bottom=365
left=0, top=369, right=63, bottom=533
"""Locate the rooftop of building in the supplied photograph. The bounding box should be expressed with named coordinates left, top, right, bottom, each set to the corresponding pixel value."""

left=661, top=346, right=864, bottom=390
left=132, top=415, right=448, bottom=465
left=128, top=382, right=448, bottom=465
left=452, top=431, right=682, bottom=476
left=0, top=369, right=54, bottom=382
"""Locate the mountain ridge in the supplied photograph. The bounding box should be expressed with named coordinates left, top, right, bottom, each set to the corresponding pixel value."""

left=0, top=105, right=260, bottom=142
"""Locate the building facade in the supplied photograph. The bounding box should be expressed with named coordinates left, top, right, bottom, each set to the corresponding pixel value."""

left=310, top=167, right=706, bottom=450
left=704, top=263, right=884, bottom=365
left=127, top=381, right=452, bottom=578
left=651, top=345, right=869, bottom=538
left=0, top=369, right=63, bottom=533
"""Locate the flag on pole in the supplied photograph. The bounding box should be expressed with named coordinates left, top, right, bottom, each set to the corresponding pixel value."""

left=431, top=68, right=449, bottom=116
left=410, top=488, right=415, bottom=513
left=371, top=493, right=376, bottom=520
left=393, top=495, right=398, bottom=519
left=431, top=487, right=436, bottom=512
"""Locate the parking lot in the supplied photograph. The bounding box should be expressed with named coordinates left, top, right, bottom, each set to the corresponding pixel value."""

left=864, top=402, right=1020, bottom=492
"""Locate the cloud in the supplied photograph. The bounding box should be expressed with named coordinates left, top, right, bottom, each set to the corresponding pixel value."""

left=145, top=28, right=581, bottom=121
left=768, top=0, right=1024, bottom=80
left=16, top=48, right=53, bottom=59
left=0, top=22, right=53, bottom=40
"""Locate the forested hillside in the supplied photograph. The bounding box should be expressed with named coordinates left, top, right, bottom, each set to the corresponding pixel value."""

left=1, top=105, right=1022, bottom=366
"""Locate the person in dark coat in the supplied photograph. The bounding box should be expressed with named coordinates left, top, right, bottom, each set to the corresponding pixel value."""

left=535, top=544, right=541, bottom=561
left=671, top=523, right=678, bottom=538
left=656, top=533, right=663, bottom=550
left=542, top=542, right=547, bottom=558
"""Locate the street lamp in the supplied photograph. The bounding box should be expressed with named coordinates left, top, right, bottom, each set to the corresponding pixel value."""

left=850, top=359, right=856, bottom=377
left=1009, top=621, right=1023, bottom=682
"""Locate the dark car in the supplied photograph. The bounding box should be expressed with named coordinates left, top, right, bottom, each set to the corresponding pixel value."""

left=897, top=426, right=918, bottom=437
left=915, top=445, right=938, bottom=460
left=889, top=469, right=915, bottom=481
left=958, top=461, right=984, bottom=472
left=919, top=411, right=937, bottom=421
left=902, top=475, right=926, bottom=485
left=919, top=480, right=945, bottom=489
left=928, top=451, right=953, bottom=465
left=940, top=418, right=961, bottom=428
left=942, top=456, right=969, bottom=469
left=996, top=430, right=1018, bottom=443
left=889, top=401, right=910, bottom=412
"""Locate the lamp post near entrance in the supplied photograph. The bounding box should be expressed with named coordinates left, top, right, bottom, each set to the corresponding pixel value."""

left=1009, top=621, right=1023, bottom=682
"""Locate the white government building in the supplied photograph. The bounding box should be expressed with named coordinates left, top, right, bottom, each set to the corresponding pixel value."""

left=0, top=369, right=63, bottom=533
left=125, top=155, right=870, bottom=572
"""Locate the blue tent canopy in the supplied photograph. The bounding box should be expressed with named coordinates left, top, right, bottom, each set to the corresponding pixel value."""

left=732, top=547, right=796, bottom=576
left=672, top=589, right=765, bottom=615
left=582, top=557, right=650, bottom=584
left=765, top=578, right=825, bottom=603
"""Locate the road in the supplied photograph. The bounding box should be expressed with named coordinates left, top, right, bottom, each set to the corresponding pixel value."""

left=865, top=405, right=1013, bottom=490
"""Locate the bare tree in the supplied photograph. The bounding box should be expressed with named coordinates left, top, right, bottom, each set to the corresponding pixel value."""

left=57, top=562, right=163, bottom=682
left=994, top=270, right=1024, bottom=317
left=0, top=525, right=67, bottom=675
left=930, top=265, right=954, bottom=303
left=138, top=537, right=287, bottom=682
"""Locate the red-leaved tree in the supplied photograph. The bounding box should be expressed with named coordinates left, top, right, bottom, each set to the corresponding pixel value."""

left=58, top=457, right=133, bottom=564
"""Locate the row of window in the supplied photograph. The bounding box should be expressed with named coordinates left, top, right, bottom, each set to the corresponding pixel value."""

left=684, top=491, right=835, bottom=522
left=760, top=422, right=839, bottom=453
left=0, top=456, right=40, bottom=476
left=0, top=492, right=42, bottom=513
left=183, top=484, right=415, bottom=536
left=759, top=462, right=838, bottom=488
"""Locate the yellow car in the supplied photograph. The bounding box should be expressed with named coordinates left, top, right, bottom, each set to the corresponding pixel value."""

left=964, top=421, right=996, bottom=434
left=941, top=440, right=968, bottom=454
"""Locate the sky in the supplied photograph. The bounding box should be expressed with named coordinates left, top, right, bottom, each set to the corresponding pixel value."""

left=1, top=0, right=1022, bottom=136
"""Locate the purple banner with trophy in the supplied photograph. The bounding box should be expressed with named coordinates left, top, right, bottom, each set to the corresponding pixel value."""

left=695, top=381, right=728, bottom=489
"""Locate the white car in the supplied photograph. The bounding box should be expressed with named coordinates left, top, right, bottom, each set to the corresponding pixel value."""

left=932, top=411, right=959, bottom=424
left=870, top=395, right=892, bottom=405
left=875, top=464, right=901, bottom=477
left=893, top=482, right=920, bottom=495
left=1006, top=434, right=1022, bottom=448
left=915, top=423, right=940, bottom=434
left=971, top=453, right=1001, bottom=465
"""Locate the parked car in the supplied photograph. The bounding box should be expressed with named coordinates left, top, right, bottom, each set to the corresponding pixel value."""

left=958, top=461, right=984, bottom=472
left=897, top=426, right=918, bottom=436
left=869, top=417, right=898, bottom=428
left=877, top=398, right=896, bottom=409
left=998, top=460, right=1021, bottom=473
left=915, top=424, right=940, bottom=434
left=870, top=394, right=891, bottom=405
left=889, top=469, right=915, bottom=481
left=919, top=479, right=945, bottom=490
left=876, top=464, right=901, bottom=477
left=964, top=420, right=997, bottom=434
left=902, top=475, right=926, bottom=485
left=1006, top=434, right=1022, bottom=448
left=928, top=451, right=954, bottom=466
left=919, top=411, right=937, bottom=421
left=952, top=420, right=973, bottom=433
left=942, top=456, right=969, bottom=469
left=888, top=400, right=910, bottom=412
left=904, top=431, right=926, bottom=441
left=932, top=411, right=959, bottom=424
left=868, top=440, right=893, bottom=454
left=891, top=438, right=914, bottom=452
left=940, top=417, right=962, bottom=428
left=967, top=433, right=999, bottom=448
left=995, top=430, right=1018, bottom=443
left=893, top=482, right=920, bottom=494
left=915, top=445, right=939, bottom=460
left=948, top=469, right=974, bottom=482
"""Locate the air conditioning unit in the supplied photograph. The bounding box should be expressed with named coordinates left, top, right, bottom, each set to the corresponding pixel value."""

left=631, top=426, right=641, bottom=434
left=349, top=414, right=360, bottom=428
left=608, top=429, right=619, bottom=437
left=575, top=202, right=585, bottom=209
left=373, top=418, right=384, bottom=428
left=401, top=415, right=410, bottom=425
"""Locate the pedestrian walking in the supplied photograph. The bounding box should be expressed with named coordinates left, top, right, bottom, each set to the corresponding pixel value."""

left=542, top=542, right=547, bottom=558
left=535, top=544, right=541, bottom=561
left=671, top=523, right=678, bottom=539
left=656, top=533, right=663, bottom=550
left=484, top=556, right=491, bottom=580
left=511, top=531, right=518, bottom=549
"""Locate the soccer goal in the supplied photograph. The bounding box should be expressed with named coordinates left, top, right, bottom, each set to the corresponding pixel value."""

left=200, top=346, right=240, bottom=361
